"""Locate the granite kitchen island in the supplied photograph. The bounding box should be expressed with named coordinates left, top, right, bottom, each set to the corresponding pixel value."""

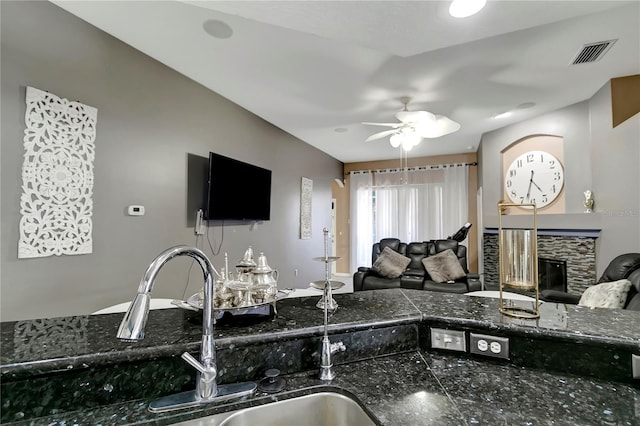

left=2, top=289, right=639, bottom=425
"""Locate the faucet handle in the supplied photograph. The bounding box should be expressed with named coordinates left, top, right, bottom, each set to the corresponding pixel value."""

left=330, top=341, right=346, bottom=354
left=182, top=352, right=216, bottom=377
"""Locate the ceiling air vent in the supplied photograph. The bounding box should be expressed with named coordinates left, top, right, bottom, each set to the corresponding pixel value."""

left=571, top=39, right=617, bottom=65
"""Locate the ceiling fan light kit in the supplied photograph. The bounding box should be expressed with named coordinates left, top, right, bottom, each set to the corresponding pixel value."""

left=390, top=128, right=421, bottom=151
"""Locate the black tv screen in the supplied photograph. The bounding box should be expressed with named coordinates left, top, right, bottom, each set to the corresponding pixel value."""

left=205, top=152, right=272, bottom=221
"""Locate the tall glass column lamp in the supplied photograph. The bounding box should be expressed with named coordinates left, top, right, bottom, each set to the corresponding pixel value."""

left=498, top=202, right=540, bottom=319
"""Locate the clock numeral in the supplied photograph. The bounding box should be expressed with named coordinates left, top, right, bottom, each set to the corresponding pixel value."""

left=517, top=159, right=523, bottom=168
left=509, top=169, right=517, bottom=178
left=510, top=190, right=517, bottom=197
left=519, top=197, right=525, bottom=204
left=542, top=194, right=548, bottom=203
left=526, top=154, right=534, bottom=163
left=506, top=179, right=512, bottom=188
left=553, top=172, right=561, bottom=181
left=552, top=184, right=556, bottom=193
left=548, top=159, right=555, bottom=169
left=530, top=198, right=536, bottom=205
left=540, top=154, right=544, bottom=162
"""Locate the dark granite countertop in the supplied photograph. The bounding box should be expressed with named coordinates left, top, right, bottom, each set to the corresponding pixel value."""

left=1, top=289, right=639, bottom=425
left=405, top=289, right=640, bottom=346
left=4, top=350, right=639, bottom=425
left=3, top=289, right=638, bottom=377
left=1, top=289, right=421, bottom=379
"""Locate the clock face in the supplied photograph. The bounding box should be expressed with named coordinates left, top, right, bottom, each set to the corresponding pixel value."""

left=504, top=150, right=564, bottom=208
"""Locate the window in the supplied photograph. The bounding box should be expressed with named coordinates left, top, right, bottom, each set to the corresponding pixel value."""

left=350, top=166, right=469, bottom=271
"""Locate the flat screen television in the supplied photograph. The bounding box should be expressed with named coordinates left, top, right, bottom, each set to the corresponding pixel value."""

left=204, top=152, right=272, bottom=221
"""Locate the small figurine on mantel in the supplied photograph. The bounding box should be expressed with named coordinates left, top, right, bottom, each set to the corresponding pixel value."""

left=584, top=190, right=594, bottom=213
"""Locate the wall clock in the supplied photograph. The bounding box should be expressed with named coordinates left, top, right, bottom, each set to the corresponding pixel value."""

left=504, top=150, right=564, bottom=208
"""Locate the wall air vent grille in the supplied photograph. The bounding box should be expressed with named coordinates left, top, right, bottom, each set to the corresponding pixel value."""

left=571, top=40, right=617, bottom=64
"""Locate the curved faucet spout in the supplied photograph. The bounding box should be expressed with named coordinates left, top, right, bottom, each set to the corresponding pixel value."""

left=116, top=245, right=217, bottom=342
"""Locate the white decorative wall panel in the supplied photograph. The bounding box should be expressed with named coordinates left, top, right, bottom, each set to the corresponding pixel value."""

left=18, top=87, right=97, bottom=258
left=300, top=177, right=313, bottom=239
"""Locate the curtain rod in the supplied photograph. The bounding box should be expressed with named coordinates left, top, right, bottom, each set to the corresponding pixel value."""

left=348, top=162, right=477, bottom=175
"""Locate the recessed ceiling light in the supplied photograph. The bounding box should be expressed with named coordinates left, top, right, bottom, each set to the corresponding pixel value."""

left=203, top=20, right=233, bottom=39
left=334, top=127, right=348, bottom=133
left=494, top=111, right=512, bottom=119
left=449, top=0, right=487, bottom=18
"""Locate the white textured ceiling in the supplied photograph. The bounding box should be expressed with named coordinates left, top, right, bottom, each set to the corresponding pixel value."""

left=52, top=1, right=640, bottom=163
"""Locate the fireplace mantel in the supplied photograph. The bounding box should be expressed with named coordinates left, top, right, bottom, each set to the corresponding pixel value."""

left=483, top=212, right=604, bottom=230
left=484, top=228, right=600, bottom=238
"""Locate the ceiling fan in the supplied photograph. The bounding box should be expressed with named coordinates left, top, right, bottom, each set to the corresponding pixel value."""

left=363, top=97, right=460, bottom=151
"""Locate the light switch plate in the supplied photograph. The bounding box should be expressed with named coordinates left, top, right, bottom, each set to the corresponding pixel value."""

left=632, top=354, right=640, bottom=379
left=430, top=328, right=466, bottom=352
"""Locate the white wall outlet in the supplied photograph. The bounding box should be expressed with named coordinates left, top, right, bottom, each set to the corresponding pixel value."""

left=470, top=333, right=509, bottom=359
left=430, top=328, right=466, bottom=352
left=477, top=339, right=488, bottom=352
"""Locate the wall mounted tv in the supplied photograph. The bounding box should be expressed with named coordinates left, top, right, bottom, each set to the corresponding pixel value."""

left=204, top=152, right=272, bottom=221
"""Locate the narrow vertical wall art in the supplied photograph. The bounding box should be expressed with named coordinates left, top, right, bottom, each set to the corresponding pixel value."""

left=300, top=177, right=313, bottom=239
left=18, top=87, right=97, bottom=258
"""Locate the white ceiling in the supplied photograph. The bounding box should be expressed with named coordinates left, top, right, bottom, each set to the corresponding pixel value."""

left=51, top=1, right=640, bottom=163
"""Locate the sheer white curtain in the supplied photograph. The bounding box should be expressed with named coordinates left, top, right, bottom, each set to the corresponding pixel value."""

left=441, top=166, right=469, bottom=238
left=349, top=172, right=373, bottom=272
left=351, top=165, right=469, bottom=270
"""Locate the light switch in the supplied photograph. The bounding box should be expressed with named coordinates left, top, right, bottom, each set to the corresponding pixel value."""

left=430, top=328, right=466, bottom=352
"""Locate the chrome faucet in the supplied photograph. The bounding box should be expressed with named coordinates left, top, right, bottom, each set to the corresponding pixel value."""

left=117, top=245, right=256, bottom=413
left=318, top=228, right=346, bottom=381
left=318, top=274, right=346, bottom=380
left=319, top=334, right=346, bottom=381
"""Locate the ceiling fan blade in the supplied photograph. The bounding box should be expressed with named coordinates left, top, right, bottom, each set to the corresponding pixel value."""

left=365, top=129, right=397, bottom=142
left=417, top=115, right=461, bottom=138
left=362, top=122, right=403, bottom=128
left=395, top=110, right=436, bottom=124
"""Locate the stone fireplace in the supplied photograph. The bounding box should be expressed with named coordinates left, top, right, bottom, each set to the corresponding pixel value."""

left=482, top=229, right=599, bottom=295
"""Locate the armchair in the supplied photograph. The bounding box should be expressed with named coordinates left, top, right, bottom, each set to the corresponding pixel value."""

left=540, top=253, right=640, bottom=310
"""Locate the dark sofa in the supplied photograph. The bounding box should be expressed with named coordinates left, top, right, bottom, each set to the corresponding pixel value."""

left=353, top=238, right=481, bottom=294
left=541, top=253, right=640, bottom=311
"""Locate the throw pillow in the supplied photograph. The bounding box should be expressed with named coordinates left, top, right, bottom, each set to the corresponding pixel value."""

left=422, top=249, right=466, bottom=283
left=371, top=246, right=411, bottom=279
left=578, top=279, right=632, bottom=309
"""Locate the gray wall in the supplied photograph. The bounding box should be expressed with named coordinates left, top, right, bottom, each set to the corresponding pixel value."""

left=1, top=1, right=343, bottom=321
left=588, top=81, right=640, bottom=273
left=478, top=89, right=640, bottom=276
left=479, top=101, right=592, bottom=219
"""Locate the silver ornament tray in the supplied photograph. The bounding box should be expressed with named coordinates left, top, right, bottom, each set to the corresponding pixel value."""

left=173, top=289, right=292, bottom=319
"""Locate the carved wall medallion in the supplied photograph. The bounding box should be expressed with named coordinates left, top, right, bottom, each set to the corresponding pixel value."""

left=18, top=87, right=97, bottom=258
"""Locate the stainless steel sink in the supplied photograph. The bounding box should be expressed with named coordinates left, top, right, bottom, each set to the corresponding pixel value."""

left=172, top=391, right=378, bottom=426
